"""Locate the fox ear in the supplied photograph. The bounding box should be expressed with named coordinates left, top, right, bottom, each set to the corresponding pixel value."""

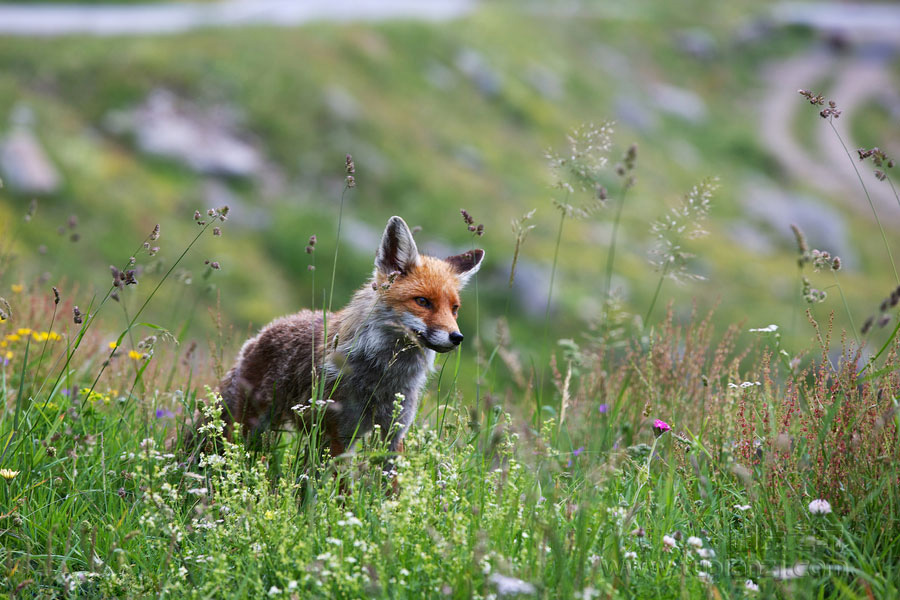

left=376, top=216, right=420, bottom=275
left=445, top=249, right=484, bottom=288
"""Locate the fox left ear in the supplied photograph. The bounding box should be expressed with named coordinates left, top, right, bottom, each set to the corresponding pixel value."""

left=445, top=249, right=485, bottom=288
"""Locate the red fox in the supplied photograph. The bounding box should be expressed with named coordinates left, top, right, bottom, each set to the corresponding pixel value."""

left=216, top=215, right=483, bottom=463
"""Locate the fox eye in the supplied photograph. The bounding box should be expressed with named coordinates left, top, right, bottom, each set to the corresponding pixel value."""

left=452, top=305, right=459, bottom=315
left=414, top=297, right=431, bottom=308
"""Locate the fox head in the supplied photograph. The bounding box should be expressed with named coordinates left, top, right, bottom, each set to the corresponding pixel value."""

left=374, top=216, right=484, bottom=353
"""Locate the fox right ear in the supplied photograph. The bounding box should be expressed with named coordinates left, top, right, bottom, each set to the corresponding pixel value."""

left=376, top=216, right=420, bottom=275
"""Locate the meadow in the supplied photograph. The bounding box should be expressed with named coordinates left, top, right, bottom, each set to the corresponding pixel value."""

left=2, top=106, right=900, bottom=598
left=2, top=3, right=900, bottom=599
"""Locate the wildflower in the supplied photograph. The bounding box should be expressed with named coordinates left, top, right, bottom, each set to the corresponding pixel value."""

left=128, top=350, right=144, bottom=361
left=662, top=535, right=677, bottom=550
left=808, top=499, right=832, bottom=515
left=686, top=536, right=703, bottom=548
left=11, top=284, right=23, bottom=294
left=150, top=224, right=160, bottom=241
left=155, top=408, right=175, bottom=419
left=699, top=559, right=712, bottom=568
left=745, top=580, right=759, bottom=592
left=109, top=341, right=118, bottom=350
left=734, top=504, right=751, bottom=511
left=52, top=286, right=60, bottom=305
left=696, top=548, right=715, bottom=559
left=698, top=571, right=712, bottom=583
left=623, top=551, right=637, bottom=560
left=488, top=573, right=536, bottom=596
left=567, top=446, right=585, bottom=467
left=748, top=324, right=778, bottom=333
left=653, top=419, right=671, bottom=437
left=0, top=468, right=19, bottom=480
left=73, top=306, right=83, bottom=325
left=267, top=586, right=281, bottom=596
left=598, top=403, right=609, bottom=414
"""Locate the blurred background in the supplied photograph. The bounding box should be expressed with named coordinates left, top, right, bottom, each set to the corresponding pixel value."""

left=0, top=0, right=898, bottom=379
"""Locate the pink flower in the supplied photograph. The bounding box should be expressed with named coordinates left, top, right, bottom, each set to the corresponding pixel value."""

left=653, top=419, right=671, bottom=437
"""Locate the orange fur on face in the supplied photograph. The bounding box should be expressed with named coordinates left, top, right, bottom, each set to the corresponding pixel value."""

left=379, top=256, right=462, bottom=333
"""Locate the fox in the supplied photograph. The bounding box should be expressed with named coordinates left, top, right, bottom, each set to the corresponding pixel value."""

left=212, top=215, right=484, bottom=465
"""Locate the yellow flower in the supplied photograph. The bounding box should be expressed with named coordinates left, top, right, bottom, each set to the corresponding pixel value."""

left=32, top=331, right=49, bottom=342
left=48, top=332, right=62, bottom=341
left=264, top=510, right=275, bottom=521
left=4, top=350, right=12, bottom=360
left=11, top=284, right=23, bottom=294
left=5, top=334, right=19, bottom=342
left=0, top=468, right=19, bottom=480
left=108, top=341, right=118, bottom=350
left=128, top=350, right=144, bottom=361
left=1, top=340, right=6, bottom=347
left=16, top=328, right=31, bottom=336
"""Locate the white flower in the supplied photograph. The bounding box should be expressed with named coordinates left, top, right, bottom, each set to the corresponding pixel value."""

left=745, top=579, right=759, bottom=592
left=686, top=536, right=703, bottom=548
left=696, top=548, right=715, bottom=559
left=186, top=487, right=208, bottom=496
left=808, top=499, right=832, bottom=515
left=729, top=381, right=761, bottom=389
left=587, top=554, right=600, bottom=565
left=749, top=324, right=778, bottom=333
left=662, top=535, right=678, bottom=549
left=772, top=563, right=808, bottom=580
left=734, top=504, right=751, bottom=511
left=399, top=568, right=410, bottom=577
left=488, top=573, right=536, bottom=596
left=287, top=581, right=298, bottom=591
left=699, top=559, right=712, bottom=568
left=698, top=571, right=712, bottom=583
left=268, top=585, right=281, bottom=596
left=624, top=551, right=637, bottom=560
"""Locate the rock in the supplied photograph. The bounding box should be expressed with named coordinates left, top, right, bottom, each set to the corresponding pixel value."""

left=322, top=85, right=362, bottom=122
left=508, top=258, right=555, bottom=317
left=106, top=88, right=263, bottom=177
left=741, top=179, right=857, bottom=268
left=728, top=222, right=776, bottom=256
left=614, top=95, right=659, bottom=132
left=455, top=48, right=502, bottom=98
left=650, top=83, right=708, bottom=123
left=673, top=28, right=718, bottom=61
left=201, top=179, right=269, bottom=231
left=0, top=128, right=62, bottom=195
left=524, top=64, right=564, bottom=100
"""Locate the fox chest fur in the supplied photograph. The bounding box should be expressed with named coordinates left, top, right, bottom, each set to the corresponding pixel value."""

left=217, top=216, right=484, bottom=457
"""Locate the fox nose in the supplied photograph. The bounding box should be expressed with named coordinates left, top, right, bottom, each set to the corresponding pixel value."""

left=449, top=331, right=464, bottom=346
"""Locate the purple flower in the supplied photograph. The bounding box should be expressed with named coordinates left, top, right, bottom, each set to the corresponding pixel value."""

left=567, top=446, right=585, bottom=467
left=155, top=408, right=175, bottom=419
left=653, top=419, right=671, bottom=437
left=598, top=403, right=609, bottom=414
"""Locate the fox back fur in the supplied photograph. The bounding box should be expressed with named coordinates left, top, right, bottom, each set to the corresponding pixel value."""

left=217, top=216, right=484, bottom=459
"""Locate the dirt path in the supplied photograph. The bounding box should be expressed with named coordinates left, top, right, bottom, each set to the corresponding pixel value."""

left=759, top=46, right=900, bottom=224
left=0, top=0, right=475, bottom=36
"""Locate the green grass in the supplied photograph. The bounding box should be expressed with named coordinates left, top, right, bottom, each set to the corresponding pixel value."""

left=2, top=4, right=900, bottom=597
left=0, top=5, right=891, bottom=366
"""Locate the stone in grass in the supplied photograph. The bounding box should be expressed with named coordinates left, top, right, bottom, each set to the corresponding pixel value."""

left=105, top=89, right=263, bottom=178
left=0, top=116, right=62, bottom=195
